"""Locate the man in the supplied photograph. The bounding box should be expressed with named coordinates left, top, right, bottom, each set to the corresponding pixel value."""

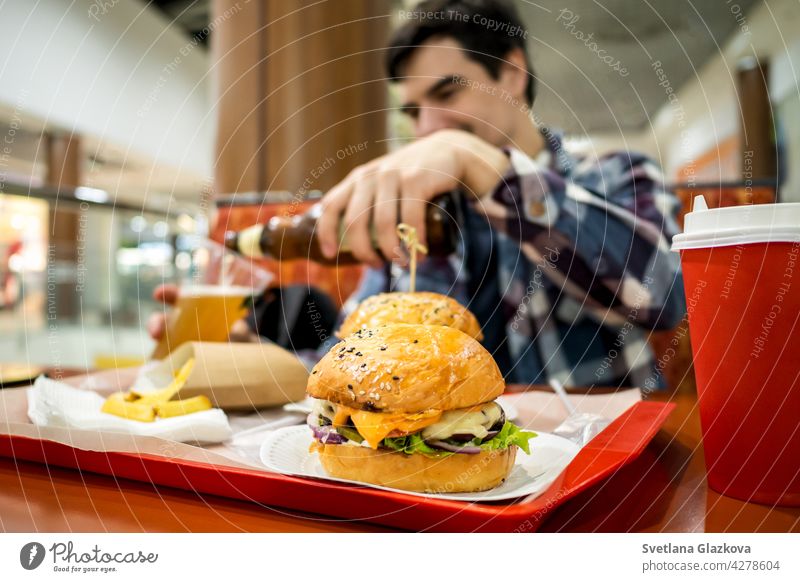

left=152, top=0, right=685, bottom=388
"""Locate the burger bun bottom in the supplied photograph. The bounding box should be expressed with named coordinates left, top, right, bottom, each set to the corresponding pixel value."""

left=313, top=442, right=516, bottom=493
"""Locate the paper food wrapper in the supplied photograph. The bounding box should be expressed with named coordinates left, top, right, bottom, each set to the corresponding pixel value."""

left=133, top=341, right=309, bottom=411
left=28, top=375, right=233, bottom=444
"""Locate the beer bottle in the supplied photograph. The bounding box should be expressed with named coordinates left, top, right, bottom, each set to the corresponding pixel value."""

left=224, top=193, right=459, bottom=265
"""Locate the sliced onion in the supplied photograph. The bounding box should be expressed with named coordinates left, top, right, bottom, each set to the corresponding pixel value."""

left=307, top=412, right=332, bottom=427
left=309, top=424, right=348, bottom=445
left=447, top=433, right=478, bottom=442
left=447, top=430, right=495, bottom=442
left=427, top=440, right=482, bottom=454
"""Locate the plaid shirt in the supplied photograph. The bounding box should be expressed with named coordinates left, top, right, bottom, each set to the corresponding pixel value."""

left=337, top=128, right=686, bottom=389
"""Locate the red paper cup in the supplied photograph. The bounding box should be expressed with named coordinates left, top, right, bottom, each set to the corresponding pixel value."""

left=673, top=197, right=800, bottom=506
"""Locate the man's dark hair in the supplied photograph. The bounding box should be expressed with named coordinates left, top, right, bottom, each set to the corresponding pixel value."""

left=386, top=0, right=536, bottom=106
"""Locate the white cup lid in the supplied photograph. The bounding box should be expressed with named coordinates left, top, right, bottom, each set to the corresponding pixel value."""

left=671, top=195, right=800, bottom=251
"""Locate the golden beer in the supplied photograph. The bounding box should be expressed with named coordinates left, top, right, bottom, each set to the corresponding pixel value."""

left=151, top=285, right=252, bottom=360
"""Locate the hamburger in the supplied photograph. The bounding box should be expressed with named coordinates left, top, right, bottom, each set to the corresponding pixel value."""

left=306, top=323, right=536, bottom=493
left=338, top=291, right=483, bottom=341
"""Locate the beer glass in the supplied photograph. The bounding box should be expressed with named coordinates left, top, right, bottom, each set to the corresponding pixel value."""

left=151, top=238, right=272, bottom=360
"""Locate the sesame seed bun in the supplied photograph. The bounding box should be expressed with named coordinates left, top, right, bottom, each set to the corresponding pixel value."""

left=337, top=292, right=483, bottom=341
left=307, top=323, right=504, bottom=413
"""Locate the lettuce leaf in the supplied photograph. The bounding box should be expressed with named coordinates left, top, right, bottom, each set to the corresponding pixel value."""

left=382, top=433, right=453, bottom=457
left=380, top=421, right=537, bottom=457
left=481, top=422, right=537, bottom=455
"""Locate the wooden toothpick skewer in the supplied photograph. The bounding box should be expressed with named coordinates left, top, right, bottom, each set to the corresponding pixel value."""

left=396, top=223, right=428, bottom=293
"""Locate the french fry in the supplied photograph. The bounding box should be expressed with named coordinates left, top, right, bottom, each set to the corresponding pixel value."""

left=100, top=358, right=209, bottom=421
left=133, top=386, right=176, bottom=404
left=134, top=357, right=196, bottom=404
left=154, top=395, right=212, bottom=418
left=101, top=392, right=156, bottom=422
left=128, top=387, right=152, bottom=399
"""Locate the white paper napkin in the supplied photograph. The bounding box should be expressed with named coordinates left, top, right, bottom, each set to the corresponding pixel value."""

left=27, top=376, right=232, bottom=444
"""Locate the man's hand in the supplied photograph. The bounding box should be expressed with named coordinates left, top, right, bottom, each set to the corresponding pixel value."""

left=146, top=283, right=260, bottom=344
left=317, top=129, right=510, bottom=267
left=146, top=284, right=178, bottom=341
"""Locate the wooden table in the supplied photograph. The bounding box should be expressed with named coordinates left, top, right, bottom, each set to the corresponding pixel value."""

left=1, top=386, right=798, bottom=533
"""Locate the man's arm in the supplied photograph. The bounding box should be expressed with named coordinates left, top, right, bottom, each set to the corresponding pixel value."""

left=315, top=128, right=684, bottom=331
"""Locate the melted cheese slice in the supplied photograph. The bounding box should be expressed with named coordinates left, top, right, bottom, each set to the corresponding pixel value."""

left=421, top=402, right=502, bottom=440
left=332, top=404, right=443, bottom=449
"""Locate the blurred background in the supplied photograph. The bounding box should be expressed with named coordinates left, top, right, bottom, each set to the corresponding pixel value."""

left=0, top=0, right=796, bottom=384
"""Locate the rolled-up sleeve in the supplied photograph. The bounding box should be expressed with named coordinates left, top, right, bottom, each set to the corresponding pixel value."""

left=478, top=147, right=685, bottom=331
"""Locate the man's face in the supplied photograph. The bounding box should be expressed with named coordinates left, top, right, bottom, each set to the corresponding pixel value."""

left=396, top=37, right=525, bottom=147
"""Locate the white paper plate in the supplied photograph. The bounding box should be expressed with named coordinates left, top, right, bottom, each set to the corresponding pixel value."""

left=282, top=395, right=520, bottom=423
left=259, top=425, right=579, bottom=502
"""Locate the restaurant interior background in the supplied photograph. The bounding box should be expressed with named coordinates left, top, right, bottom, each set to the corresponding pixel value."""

left=0, top=0, right=797, bottom=389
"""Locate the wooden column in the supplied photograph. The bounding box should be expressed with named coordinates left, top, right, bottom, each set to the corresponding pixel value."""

left=210, top=0, right=390, bottom=304
left=45, top=132, right=82, bottom=319
left=261, top=0, right=390, bottom=193
left=211, top=0, right=264, bottom=194
left=211, top=0, right=390, bottom=195
left=737, top=58, right=778, bottom=183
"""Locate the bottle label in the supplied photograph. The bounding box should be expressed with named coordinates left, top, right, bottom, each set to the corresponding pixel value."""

left=237, top=225, right=265, bottom=258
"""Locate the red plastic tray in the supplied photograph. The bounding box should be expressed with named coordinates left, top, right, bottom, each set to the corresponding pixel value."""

left=0, top=400, right=673, bottom=532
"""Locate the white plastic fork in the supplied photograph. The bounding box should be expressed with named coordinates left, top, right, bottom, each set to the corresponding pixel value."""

left=549, top=379, right=611, bottom=447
